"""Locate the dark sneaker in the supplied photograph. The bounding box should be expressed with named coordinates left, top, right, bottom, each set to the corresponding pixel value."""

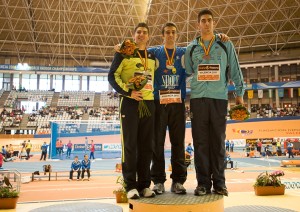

left=171, top=182, right=186, bottom=194
left=213, top=187, right=229, bottom=196
left=152, top=183, right=165, bottom=195
left=194, top=186, right=211, bottom=196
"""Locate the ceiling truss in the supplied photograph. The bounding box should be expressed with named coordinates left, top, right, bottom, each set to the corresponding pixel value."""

left=0, top=0, right=299, bottom=66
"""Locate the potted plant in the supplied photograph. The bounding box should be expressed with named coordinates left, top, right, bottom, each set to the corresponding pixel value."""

left=0, top=176, right=20, bottom=209
left=113, top=175, right=128, bottom=203
left=253, top=170, right=285, bottom=196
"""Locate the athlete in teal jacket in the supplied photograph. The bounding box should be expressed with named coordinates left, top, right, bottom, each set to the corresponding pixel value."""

left=185, top=36, right=244, bottom=100
left=184, top=9, right=245, bottom=197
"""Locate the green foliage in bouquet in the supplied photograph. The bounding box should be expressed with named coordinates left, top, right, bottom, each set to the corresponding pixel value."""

left=127, top=74, right=151, bottom=118
left=229, top=105, right=250, bottom=121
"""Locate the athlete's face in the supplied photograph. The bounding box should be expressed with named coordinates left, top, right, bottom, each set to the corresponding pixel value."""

left=198, top=14, right=214, bottom=35
left=134, top=27, right=149, bottom=45
left=162, top=26, right=177, bottom=45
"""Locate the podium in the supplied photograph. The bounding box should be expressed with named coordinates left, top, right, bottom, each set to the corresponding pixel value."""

left=129, top=192, right=223, bottom=212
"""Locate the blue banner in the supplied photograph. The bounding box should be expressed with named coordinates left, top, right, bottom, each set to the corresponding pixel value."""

left=0, top=64, right=109, bottom=73
left=278, top=88, right=284, bottom=98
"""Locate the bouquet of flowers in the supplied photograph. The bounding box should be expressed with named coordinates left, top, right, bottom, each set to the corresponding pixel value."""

left=254, top=170, right=284, bottom=187
left=229, top=105, right=250, bottom=121
left=127, top=73, right=151, bottom=118
left=119, top=39, right=138, bottom=58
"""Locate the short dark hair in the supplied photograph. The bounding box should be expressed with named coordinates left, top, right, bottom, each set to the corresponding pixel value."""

left=134, top=22, right=149, bottom=33
left=197, top=9, right=214, bottom=23
left=162, top=22, right=178, bottom=35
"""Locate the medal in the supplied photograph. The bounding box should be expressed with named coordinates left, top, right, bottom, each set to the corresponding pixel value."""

left=164, top=45, right=176, bottom=70
left=144, top=68, right=151, bottom=76
left=172, top=67, right=177, bottom=74
left=203, top=55, right=210, bottom=60
left=137, top=50, right=148, bottom=71
left=166, top=64, right=174, bottom=70
left=199, top=35, right=215, bottom=61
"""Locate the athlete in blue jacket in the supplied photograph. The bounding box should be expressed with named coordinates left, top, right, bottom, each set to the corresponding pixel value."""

left=69, top=155, right=81, bottom=181
left=81, top=154, right=91, bottom=180
left=148, top=22, right=187, bottom=195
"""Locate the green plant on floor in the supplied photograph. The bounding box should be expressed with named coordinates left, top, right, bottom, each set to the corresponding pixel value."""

left=0, top=176, right=19, bottom=198
left=113, top=175, right=128, bottom=203
left=113, top=175, right=127, bottom=194
left=254, top=170, right=284, bottom=187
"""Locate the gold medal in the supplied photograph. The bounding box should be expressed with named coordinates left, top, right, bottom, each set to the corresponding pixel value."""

left=199, top=35, right=215, bottom=61
left=137, top=50, right=148, bottom=71
left=164, top=46, right=176, bottom=70
left=172, top=67, right=177, bottom=74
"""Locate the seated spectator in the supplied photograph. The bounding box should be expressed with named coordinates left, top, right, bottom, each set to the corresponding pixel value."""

left=1, top=145, right=6, bottom=156
left=8, top=144, right=14, bottom=156
left=185, top=152, right=191, bottom=168
left=69, top=156, right=81, bottom=181
left=0, top=153, right=3, bottom=169
left=5, top=145, right=11, bottom=159
left=265, top=145, right=272, bottom=156
left=224, top=151, right=234, bottom=169
left=81, top=154, right=91, bottom=181
left=185, top=143, right=194, bottom=157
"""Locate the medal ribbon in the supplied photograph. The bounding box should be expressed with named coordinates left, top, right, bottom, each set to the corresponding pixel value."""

left=163, top=45, right=176, bottom=66
left=137, top=50, right=148, bottom=71
left=199, top=35, right=215, bottom=56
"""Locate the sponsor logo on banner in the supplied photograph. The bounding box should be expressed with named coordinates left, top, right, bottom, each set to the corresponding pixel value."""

left=74, top=144, right=102, bottom=151
left=232, top=128, right=253, bottom=136
left=103, top=143, right=122, bottom=151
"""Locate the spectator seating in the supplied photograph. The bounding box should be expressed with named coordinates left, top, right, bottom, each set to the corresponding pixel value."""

left=0, top=108, right=23, bottom=128
left=57, top=91, right=95, bottom=107
left=99, top=92, right=119, bottom=107
left=0, top=89, right=4, bottom=97
left=4, top=90, right=54, bottom=108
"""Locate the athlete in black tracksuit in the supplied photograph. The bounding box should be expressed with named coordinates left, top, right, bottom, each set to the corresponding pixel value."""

left=108, top=35, right=156, bottom=198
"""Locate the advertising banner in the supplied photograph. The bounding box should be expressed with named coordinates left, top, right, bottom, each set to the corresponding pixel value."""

left=227, top=119, right=300, bottom=139
left=73, top=144, right=102, bottom=151
left=102, top=143, right=122, bottom=151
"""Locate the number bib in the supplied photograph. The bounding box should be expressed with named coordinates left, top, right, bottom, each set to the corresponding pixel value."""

left=197, top=64, right=220, bottom=81
left=143, top=73, right=153, bottom=91
left=143, top=80, right=153, bottom=91
left=159, top=90, right=182, bottom=104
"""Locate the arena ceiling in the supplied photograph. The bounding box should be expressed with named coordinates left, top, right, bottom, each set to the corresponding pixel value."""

left=0, top=0, right=299, bottom=67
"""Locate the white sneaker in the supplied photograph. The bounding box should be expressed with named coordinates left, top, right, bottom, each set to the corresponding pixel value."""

left=140, top=188, right=155, bottom=198
left=127, top=189, right=140, bottom=199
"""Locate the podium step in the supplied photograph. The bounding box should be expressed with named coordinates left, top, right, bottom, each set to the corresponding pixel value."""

left=129, top=192, right=223, bottom=212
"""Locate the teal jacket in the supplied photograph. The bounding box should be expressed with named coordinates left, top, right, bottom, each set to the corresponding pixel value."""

left=185, top=35, right=245, bottom=100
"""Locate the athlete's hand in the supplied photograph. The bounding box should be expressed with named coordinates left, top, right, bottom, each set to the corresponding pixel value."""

left=235, top=96, right=244, bottom=105
left=114, top=44, right=121, bottom=52
left=131, top=90, right=143, bottom=101
left=218, top=33, right=230, bottom=42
